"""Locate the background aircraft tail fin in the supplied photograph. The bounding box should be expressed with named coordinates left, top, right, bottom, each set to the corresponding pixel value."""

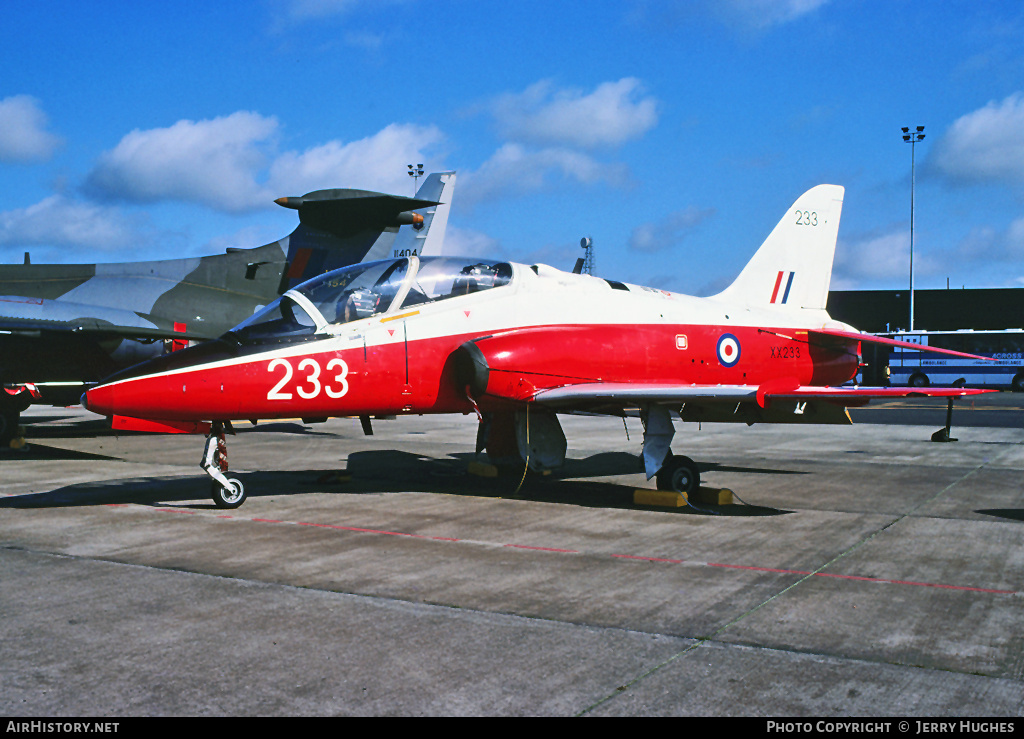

left=276, top=180, right=446, bottom=290
left=712, top=184, right=844, bottom=311
left=387, top=171, right=456, bottom=259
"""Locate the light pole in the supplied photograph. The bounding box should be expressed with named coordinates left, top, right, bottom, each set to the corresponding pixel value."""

left=902, top=126, right=925, bottom=332
left=407, top=163, right=424, bottom=194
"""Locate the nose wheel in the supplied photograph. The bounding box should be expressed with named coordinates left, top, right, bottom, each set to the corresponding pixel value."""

left=201, top=421, right=247, bottom=508
left=210, top=476, right=246, bottom=509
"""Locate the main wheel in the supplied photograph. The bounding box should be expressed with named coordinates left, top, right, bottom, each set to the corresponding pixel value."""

left=656, top=454, right=700, bottom=495
left=211, top=476, right=246, bottom=509
left=1012, top=374, right=1024, bottom=392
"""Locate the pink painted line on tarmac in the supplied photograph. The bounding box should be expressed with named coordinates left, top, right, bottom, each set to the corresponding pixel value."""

left=611, top=554, right=685, bottom=564
left=295, top=520, right=457, bottom=542
left=504, top=543, right=579, bottom=553
left=708, top=562, right=808, bottom=575
left=144, top=507, right=1018, bottom=596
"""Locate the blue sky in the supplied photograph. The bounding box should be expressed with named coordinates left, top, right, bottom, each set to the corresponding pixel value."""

left=2, top=0, right=1023, bottom=299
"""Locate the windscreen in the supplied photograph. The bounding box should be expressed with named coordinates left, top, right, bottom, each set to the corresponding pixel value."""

left=228, top=295, right=318, bottom=345
left=224, top=257, right=513, bottom=342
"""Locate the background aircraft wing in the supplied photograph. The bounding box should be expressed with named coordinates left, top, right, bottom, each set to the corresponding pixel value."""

left=0, top=296, right=210, bottom=340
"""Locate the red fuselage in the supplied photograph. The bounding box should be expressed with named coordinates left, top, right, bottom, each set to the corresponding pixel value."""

left=83, top=259, right=860, bottom=424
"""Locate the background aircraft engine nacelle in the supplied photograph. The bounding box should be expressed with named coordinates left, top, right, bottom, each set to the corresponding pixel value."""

left=105, top=337, right=168, bottom=366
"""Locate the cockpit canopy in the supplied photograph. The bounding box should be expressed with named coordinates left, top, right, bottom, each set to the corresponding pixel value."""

left=227, top=256, right=513, bottom=345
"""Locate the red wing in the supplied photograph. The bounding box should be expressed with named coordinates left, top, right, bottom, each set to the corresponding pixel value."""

left=531, top=381, right=994, bottom=409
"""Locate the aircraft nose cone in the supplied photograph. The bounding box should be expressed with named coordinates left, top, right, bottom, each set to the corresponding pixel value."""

left=82, top=383, right=115, bottom=417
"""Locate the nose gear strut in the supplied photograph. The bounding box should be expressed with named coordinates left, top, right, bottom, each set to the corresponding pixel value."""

left=201, top=420, right=246, bottom=508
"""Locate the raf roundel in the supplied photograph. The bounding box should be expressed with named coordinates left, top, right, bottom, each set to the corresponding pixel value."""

left=716, top=333, right=741, bottom=367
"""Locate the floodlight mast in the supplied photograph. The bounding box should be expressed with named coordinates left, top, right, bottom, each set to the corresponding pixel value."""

left=902, top=125, right=925, bottom=332
left=407, top=163, right=424, bottom=194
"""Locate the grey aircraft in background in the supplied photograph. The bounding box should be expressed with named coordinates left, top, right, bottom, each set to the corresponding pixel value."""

left=0, top=172, right=456, bottom=442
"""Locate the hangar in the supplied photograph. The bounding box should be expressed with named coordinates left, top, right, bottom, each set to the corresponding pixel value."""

left=827, top=287, right=1024, bottom=386
left=827, top=287, right=1024, bottom=334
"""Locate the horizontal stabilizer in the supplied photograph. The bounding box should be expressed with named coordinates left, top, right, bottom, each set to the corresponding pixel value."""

left=279, top=177, right=452, bottom=289
left=810, top=328, right=996, bottom=361
left=277, top=189, right=439, bottom=239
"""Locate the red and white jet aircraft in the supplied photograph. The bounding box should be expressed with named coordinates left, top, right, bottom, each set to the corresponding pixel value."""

left=84, top=184, right=992, bottom=508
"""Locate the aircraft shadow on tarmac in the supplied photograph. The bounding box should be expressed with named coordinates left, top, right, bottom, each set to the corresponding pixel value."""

left=0, top=443, right=121, bottom=462
left=20, top=418, right=329, bottom=440
left=15, top=416, right=118, bottom=439
left=0, top=449, right=790, bottom=516
left=976, top=508, right=1024, bottom=523
left=0, top=476, right=213, bottom=509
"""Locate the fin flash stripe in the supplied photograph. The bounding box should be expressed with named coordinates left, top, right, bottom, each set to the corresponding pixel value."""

left=770, top=271, right=795, bottom=304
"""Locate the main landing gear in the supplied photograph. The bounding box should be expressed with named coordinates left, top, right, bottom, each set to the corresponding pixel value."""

left=201, top=421, right=246, bottom=508
left=642, top=404, right=701, bottom=495
left=656, top=452, right=700, bottom=495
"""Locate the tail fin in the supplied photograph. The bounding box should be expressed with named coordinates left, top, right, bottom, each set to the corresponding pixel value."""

left=713, top=184, right=844, bottom=311
left=276, top=181, right=445, bottom=290
left=387, top=171, right=456, bottom=259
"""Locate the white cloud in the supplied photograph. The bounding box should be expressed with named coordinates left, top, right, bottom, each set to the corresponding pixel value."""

left=832, top=228, right=947, bottom=289
left=0, top=195, right=146, bottom=253
left=271, top=0, right=408, bottom=31
left=832, top=230, right=913, bottom=286
left=0, top=95, right=63, bottom=163
left=442, top=225, right=502, bottom=258
left=488, top=78, right=658, bottom=150
left=929, top=93, right=1024, bottom=186
left=460, top=143, right=628, bottom=206
left=285, top=0, right=362, bottom=21
left=85, top=112, right=279, bottom=212
left=629, top=206, right=716, bottom=253
left=266, top=123, right=445, bottom=197
left=84, top=114, right=444, bottom=212
left=629, top=0, right=831, bottom=33
left=955, top=217, right=1024, bottom=262
left=717, top=0, right=831, bottom=30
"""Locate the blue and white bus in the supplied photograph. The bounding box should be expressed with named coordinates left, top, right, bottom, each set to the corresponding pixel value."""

left=886, top=329, right=1024, bottom=390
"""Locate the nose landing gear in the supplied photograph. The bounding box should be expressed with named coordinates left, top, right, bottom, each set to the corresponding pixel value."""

left=201, top=421, right=246, bottom=508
